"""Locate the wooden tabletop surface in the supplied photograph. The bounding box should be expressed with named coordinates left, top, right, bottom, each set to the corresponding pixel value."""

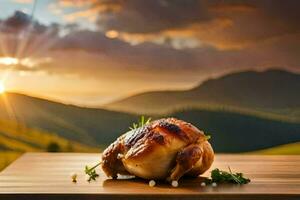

left=0, top=153, right=299, bottom=200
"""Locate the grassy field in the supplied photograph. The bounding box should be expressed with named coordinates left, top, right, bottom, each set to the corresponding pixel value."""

left=0, top=151, right=21, bottom=171
left=0, top=118, right=99, bottom=171
left=251, top=142, right=300, bottom=155
left=0, top=118, right=99, bottom=152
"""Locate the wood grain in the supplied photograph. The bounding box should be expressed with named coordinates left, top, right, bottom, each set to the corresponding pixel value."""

left=0, top=153, right=299, bottom=200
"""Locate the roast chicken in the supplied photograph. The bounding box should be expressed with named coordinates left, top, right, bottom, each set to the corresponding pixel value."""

left=101, top=118, right=214, bottom=186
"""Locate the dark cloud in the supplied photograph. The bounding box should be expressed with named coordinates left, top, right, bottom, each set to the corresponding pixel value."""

left=97, top=0, right=211, bottom=33
left=57, top=0, right=300, bottom=50
left=257, top=0, right=300, bottom=26
left=205, top=0, right=300, bottom=48
left=0, top=11, right=32, bottom=33
left=70, top=0, right=299, bottom=49
left=43, top=29, right=300, bottom=79
left=0, top=11, right=59, bottom=58
left=50, top=29, right=199, bottom=73
left=0, top=4, right=299, bottom=83
left=0, top=0, right=298, bottom=105
left=0, top=11, right=59, bottom=35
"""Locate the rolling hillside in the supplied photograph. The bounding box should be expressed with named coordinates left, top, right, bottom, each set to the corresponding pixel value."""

left=0, top=69, right=300, bottom=153
left=105, top=69, right=300, bottom=122
left=0, top=93, right=138, bottom=146
left=171, top=109, right=300, bottom=152
left=0, top=118, right=98, bottom=170
left=0, top=119, right=97, bottom=152
left=251, top=142, right=300, bottom=155
left=0, top=92, right=299, bottom=153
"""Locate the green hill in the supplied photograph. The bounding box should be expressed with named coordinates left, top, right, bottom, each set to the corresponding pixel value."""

left=1, top=70, right=299, bottom=172
left=171, top=109, right=300, bottom=152
left=0, top=118, right=98, bottom=171
left=0, top=93, right=138, bottom=146
left=0, top=119, right=97, bottom=152
left=1, top=69, right=300, bottom=154
left=250, top=142, right=300, bottom=155
left=105, top=69, right=300, bottom=122
left=0, top=92, right=299, bottom=153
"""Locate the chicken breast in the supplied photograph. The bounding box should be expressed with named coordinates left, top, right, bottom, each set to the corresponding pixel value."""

left=101, top=118, right=214, bottom=184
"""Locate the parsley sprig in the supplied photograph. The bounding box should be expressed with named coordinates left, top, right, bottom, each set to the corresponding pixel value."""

left=84, top=162, right=102, bottom=182
left=205, top=167, right=250, bottom=185
left=129, top=116, right=151, bottom=130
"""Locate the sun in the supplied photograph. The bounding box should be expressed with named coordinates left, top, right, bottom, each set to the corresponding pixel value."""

left=0, top=82, right=5, bottom=94
left=0, top=57, right=19, bottom=66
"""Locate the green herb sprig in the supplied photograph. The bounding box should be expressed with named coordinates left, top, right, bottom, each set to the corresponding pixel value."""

left=205, top=167, right=250, bottom=185
left=129, top=116, right=152, bottom=130
left=205, top=135, right=211, bottom=141
left=84, top=162, right=102, bottom=182
left=83, top=116, right=151, bottom=182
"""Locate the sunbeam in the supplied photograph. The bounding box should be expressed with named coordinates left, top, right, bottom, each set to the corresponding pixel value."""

left=0, top=0, right=58, bottom=87
left=0, top=82, right=5, bottom=94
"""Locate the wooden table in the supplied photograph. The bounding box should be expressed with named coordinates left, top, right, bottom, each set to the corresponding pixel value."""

left=0, top=153, right=299, bottom=200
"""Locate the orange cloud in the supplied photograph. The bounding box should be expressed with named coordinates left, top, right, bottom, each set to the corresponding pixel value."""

left=57, top=0, right=96, bottom=7
left=58, top=0, right=121, bottom=22
left=13, top=0, right=33, bottom=4
left=90, top=0, right=300, bottom=50
left=106, top=18, right=237, bottom=50
left=63, top=8, right=98, bottom=22
left=1, top=1, right=300, bottom=106
left=210, top=3, right=257, bottom=12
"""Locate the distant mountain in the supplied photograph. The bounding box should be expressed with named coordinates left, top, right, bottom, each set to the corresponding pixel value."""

left=105, top=69, right=300, bottom=121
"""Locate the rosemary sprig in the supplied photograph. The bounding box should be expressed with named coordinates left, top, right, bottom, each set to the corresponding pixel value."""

left=129, top=116, right=151, bottom=130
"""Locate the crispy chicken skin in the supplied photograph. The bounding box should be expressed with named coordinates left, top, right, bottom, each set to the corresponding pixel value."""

left=101, top=118, right=214, bottom=182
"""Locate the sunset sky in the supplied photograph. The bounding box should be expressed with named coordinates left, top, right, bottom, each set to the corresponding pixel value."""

left=0, top=0, right=299, bottom=106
